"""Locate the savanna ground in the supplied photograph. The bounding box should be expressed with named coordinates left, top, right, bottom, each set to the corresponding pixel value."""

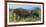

left=9, top=14, right=41, bottom=22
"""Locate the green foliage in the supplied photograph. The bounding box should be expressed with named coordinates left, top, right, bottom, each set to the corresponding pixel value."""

left=9, top=14, right=14, bottom=22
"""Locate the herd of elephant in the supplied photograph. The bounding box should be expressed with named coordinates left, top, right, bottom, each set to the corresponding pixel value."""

left=15, top=13, right=39, bottom=21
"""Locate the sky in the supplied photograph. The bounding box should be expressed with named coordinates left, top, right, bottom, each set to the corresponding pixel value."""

left=9, top=4, right=41, bottom=10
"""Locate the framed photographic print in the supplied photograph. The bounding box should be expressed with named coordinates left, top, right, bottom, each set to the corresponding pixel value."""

left=5, top=1, right=44, bottom=26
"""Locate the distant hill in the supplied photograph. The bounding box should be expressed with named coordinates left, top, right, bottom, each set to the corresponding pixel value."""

left=9, top=7, right=40, bottom=13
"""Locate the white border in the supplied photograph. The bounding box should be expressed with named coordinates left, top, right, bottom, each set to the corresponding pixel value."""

left=7, top=2, right=43, bottom=25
